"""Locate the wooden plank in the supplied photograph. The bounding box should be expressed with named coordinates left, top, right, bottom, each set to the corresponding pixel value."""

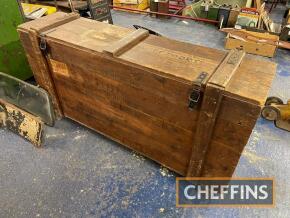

left=17, top=13, right=80, bottom=118
left=186, top=84, right=224, bottom=176
left=27, top=29, right=63, bottom=117
left=211, top=121, right=252, bottom=153
left=50, top=61, right=199, bottom=130
left=226, top=56, right=277, bottom=105
left=201, top=96, right=261, bottom=177
left=256, top=0, right=262, bottom=10
left=200, top=97, right=259, bottom=177
left=18, top=29, right=63, bottom=118
left=55, top=84, right=193, bottom=175
left=31, top=13, right=80, bottom=33
left=118, top=41, right=220, bottom=84
left=225, top=35, right=277, bottom=58
left=44, top=18, right=137, bottom=53
left=18, top=12, right=79, bottom=32
left=28, top=15, right=276, bottom=105
left=143, top=35, right=226, bottom=63
left=42, top=16, right=276, bottom=102
left=217, top=95, right=261, bottom=128
left=103, top=29, right=149, bottom=57
left=46, top=34, right=270, bottom=177
left=201, top=141, right=242, bottom=177
left=49, top=55, right=260, bottom=130
left=18, top=31, right=45, bottom=84
left=209, top=49, right=245, bottom=88
left=47, top=40, right=202, bottom=130
left=44, top=17, right=223, bottom=83
left=18, top=13, right=80, bottom=118
left=212, top=119, right=254, bottom=154
left=46, top=38, right=192, bottom=96
left=47, top=40, right=257, bottom=177
left=46, top=39, right=193, bottom=101
left=187, top=50, right=245, bottom=177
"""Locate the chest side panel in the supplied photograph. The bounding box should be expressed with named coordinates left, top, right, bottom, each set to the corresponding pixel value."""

left=47, top=40, right=200, bottom=175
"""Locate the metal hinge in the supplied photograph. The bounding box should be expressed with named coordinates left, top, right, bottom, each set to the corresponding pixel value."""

left=188, top=72, right=208, bottom=110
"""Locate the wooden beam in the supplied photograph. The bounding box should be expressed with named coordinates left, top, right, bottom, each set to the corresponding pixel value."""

left=103, top=29, right=149, bottom=57
left=186, top=50, right=245, bottom=176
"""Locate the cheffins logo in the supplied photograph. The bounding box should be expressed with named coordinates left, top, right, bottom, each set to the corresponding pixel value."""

left=176, top=178, right=274, bottom=207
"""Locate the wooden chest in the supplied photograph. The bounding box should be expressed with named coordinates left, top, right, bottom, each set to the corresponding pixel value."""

left=18, top=12, right=276, bottom=177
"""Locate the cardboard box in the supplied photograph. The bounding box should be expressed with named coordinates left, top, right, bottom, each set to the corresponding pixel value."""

left=118, top=0, right=138, bottom=4
left=225, top=33, right=278, bottom=57
left=236, top=13, right=259, bottom=28
left=113, top=0, right=149, bottom=10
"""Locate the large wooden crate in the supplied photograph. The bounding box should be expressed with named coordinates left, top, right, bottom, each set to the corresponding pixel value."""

left=18, top=12, right=276, bottom=177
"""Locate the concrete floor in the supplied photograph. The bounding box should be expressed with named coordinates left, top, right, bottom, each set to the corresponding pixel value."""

left=1, top=5, right=290, bottom=218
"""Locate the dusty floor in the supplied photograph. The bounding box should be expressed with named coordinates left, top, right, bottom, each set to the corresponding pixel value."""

left=0, top=5, right=290, bottom=218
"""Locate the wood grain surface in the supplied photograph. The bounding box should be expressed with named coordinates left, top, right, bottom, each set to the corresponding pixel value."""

left=17, top=13, right=277, bottom=176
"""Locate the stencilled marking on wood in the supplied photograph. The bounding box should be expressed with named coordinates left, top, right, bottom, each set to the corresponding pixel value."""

left=95, top=81, right=124, bottom=104
left=50, top=59, right=70, bottom=77
left=149, top=45, right=204, bottom=65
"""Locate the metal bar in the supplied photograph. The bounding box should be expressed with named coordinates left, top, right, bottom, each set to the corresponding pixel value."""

left=54, top=0, right=58, bottom=10
left=110, top=5, right=219, bottom=24
left=68, top=0, right=76, bottom=12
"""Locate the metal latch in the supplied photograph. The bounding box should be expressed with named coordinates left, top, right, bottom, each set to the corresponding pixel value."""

left=39, top=33, right=49, bottom=54
left=39, top=34, right=47, bottom=51
left=39, top=29, right=57, bottom=53
left=188, top=72, right=208, bottom=110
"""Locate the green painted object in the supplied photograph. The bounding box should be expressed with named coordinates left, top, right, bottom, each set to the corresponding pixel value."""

left=199, top=6, right=208, bottom=19
left=207, top=6, right=219, bottom=21
left=0, top=0, right=32, bottom=80
left=183, top=0, right=247, bottom=20
left=287, top=0, right=290, bottom=8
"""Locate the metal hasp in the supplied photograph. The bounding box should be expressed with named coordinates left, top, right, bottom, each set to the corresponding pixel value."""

left=188, top=72, right=208, bottom=110
left=0, top=0, right=32, bottom=80
left=0, top=72, right=55, bottom=126
left=261, top=96, right=290, bottom=132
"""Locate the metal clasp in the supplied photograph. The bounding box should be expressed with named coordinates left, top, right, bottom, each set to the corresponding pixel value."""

left=189, top=88, right=201, bottom=105
left=39, top=35, right=47, bottom=51
left=188, top=72, right=208, bottom=110
left=38, top=28, right=58, bottom=54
